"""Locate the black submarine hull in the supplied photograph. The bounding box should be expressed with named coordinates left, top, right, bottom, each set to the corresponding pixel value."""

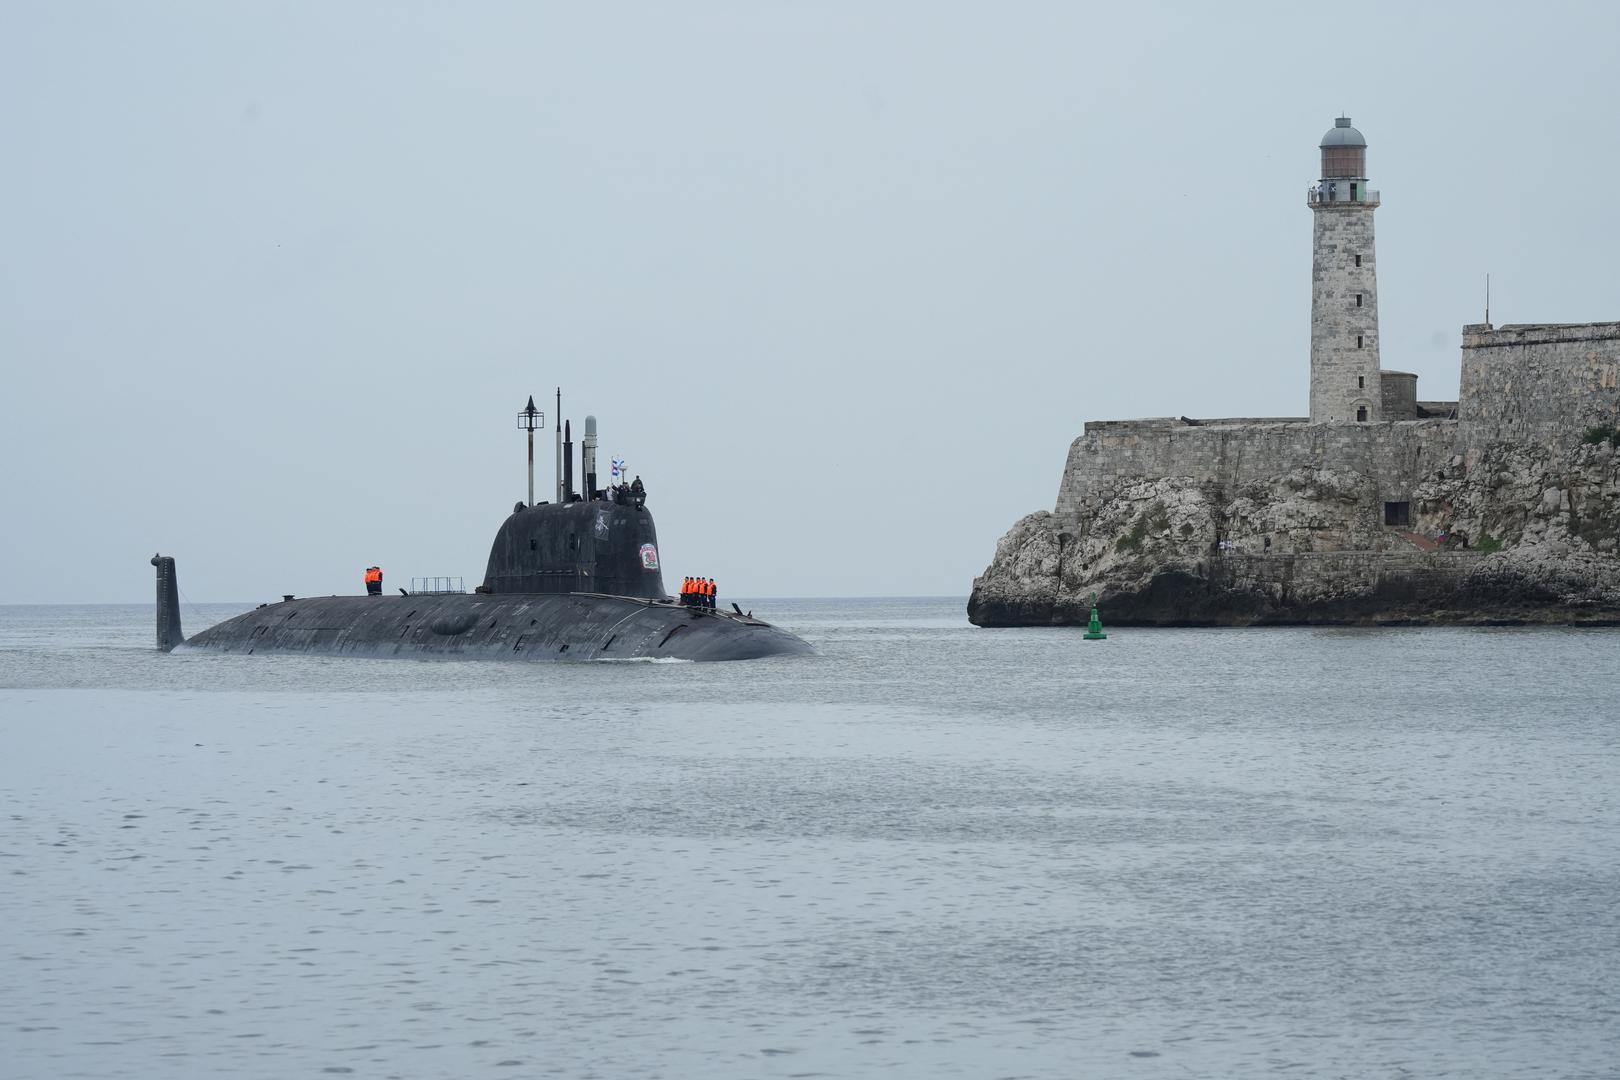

left=177, top=590, right=812, bottom=662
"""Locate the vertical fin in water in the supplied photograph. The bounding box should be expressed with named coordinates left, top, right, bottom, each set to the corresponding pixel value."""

left=151, top=554, right=185, bottom=652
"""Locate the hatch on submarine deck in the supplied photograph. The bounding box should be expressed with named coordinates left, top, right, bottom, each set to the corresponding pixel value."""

left=152, top=399, right=813, bottom=663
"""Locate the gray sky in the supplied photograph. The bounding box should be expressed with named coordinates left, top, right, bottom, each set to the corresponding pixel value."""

left=3, top=1, right=1617, bottom=603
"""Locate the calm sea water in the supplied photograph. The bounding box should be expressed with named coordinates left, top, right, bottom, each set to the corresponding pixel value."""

left=2, top=599, right=1616, bottom=1079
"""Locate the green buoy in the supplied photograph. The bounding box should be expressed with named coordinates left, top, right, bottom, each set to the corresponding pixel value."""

left=1082, top=592, right=1107, bottom=640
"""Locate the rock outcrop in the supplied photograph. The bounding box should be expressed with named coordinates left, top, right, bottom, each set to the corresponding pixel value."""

left=969, top=439, right=1620, bottom=626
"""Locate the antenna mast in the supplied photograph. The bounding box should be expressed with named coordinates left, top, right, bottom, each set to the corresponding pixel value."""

left=1485, top=273, right=1491, bottom=327
left=517, top=395, right=544, bottom=507
left=554, top=387, right=563, bottom=504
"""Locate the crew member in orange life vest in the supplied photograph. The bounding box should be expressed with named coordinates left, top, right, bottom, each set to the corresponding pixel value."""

left=365, top=566, right=383, bottom=596
left=680, top=576, right=693, bottom=606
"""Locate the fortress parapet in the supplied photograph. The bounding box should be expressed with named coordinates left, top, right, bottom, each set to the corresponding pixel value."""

left=1053, top=417, right=1456, bottom=532
left=1083, top=417, right=1309, bottom=433
left=1460, top=322, right=1620, bottom=446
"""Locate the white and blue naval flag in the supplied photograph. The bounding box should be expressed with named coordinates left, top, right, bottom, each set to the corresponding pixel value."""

left=611, top=457, right=626, bottom=479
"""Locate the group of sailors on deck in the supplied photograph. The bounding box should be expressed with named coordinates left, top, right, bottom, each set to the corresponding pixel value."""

left=605, top=475, right=646, bottom=508
left=680, top=577, right=717, bottom=609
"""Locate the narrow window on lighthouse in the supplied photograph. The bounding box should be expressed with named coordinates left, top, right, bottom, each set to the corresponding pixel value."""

left=1358, top=335, right=1364, bottom=349
left=1356, top=294, right=1363, bottom=307
left=1355, top=255, right=1362, bottom=267
left=1356, top=406, right=1369, bottom=422
left=1358, top=376, right=1365, bottom=389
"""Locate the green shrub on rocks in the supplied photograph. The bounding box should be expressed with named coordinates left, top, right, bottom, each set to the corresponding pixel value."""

left=1117, top=516, right=1150, bottom=553
left=1477, top=533, right=1504, bottom=554
left=1581, top=424, right=1618, bottom=446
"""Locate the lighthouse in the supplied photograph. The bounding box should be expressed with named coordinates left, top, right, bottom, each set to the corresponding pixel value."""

left=1308, top=117, right=1382, bottom=424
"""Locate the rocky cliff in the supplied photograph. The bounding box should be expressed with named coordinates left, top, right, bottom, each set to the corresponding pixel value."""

left=969, top=438, right=1620, bottom=626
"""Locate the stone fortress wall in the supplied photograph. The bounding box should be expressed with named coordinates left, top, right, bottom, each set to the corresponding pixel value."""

left=1380, top=370, right=1417, bottom=419
left=1051, top=319, right=1620, bottom=541
left=1052, top=419, right=1458, bottom=543
left=1460, top=322, right=1620, bottom=447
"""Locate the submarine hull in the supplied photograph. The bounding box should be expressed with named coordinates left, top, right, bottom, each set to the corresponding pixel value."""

left=178, top=592, right=812, bottom=662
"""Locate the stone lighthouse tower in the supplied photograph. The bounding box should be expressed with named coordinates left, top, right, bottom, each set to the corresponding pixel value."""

left=1308, top=117, right=1382, bottom=423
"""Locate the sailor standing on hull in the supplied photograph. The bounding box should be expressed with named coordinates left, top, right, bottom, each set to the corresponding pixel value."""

left=365, top=566, right=383, bottom=596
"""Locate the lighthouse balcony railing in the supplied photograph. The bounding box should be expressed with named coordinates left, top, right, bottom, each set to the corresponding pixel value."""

left=1307, top=186, right=1380, bottom=206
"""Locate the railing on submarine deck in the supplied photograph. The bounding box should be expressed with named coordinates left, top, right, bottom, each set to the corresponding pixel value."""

left=409, top=576, right=466, bottom=594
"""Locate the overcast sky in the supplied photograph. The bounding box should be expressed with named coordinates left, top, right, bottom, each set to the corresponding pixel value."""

left=3, top=1, right=1618, bottom=604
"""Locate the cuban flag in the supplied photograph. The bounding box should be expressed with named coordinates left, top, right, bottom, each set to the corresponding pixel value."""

left=611, top=457, right=625, bottom=479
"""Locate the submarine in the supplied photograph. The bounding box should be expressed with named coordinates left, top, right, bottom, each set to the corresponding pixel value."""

left=152, top=398, right=813, bottom=663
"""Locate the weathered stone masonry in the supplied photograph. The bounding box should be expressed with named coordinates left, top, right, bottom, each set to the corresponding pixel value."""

left=1310, top=206, right=1381, bottom=422
left=1460, top=322, right=1620, bottom=447
left=1053, top=419, right=1457, bottom=547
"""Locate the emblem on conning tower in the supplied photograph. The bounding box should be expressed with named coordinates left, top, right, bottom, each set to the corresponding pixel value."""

left=639, top=543, right=660, bottom=570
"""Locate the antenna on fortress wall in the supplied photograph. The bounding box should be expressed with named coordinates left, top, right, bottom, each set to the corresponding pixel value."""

left=1485, top=273, right=1491, bottom=327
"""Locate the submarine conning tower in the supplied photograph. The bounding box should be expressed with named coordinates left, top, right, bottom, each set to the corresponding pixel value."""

left=482, top=500, right=667, bottom=598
